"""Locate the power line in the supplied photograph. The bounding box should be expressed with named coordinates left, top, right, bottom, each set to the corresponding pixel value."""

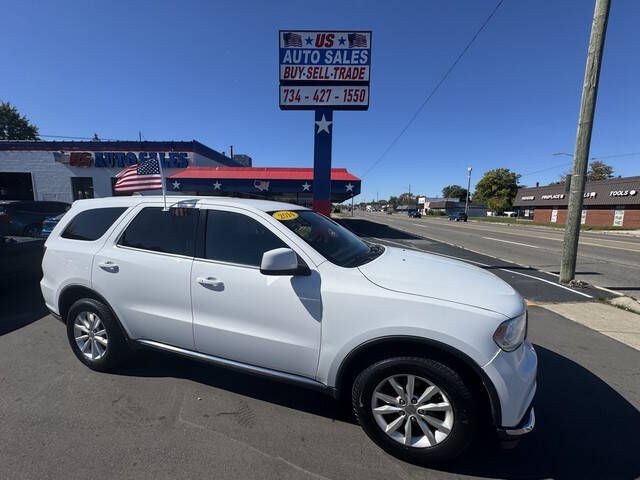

left=38, top=134, right=121, bottom=141
left=360, top=0, right=504, bottom=179
left=520, top=151, right=640, bottom=178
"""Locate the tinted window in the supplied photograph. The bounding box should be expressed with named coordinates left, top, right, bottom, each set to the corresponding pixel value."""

left=204, top=210, right=287, bottom=266
left=62, top=207, right=127, bottom=241
left=119, top=207, right=197, bottom=256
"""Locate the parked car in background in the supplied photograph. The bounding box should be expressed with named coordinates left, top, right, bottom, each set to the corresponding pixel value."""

left=0, top=201, right=70, bottom=237
left=40, top=213, right=65, bottom=238
left=448, top=212, right=468, bottom=222
left=42, top=196, right=536, bottom=464
left=408, top=209, right=422, bottom=218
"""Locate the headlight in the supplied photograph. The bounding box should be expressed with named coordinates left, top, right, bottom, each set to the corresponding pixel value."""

left=493, top=309, right=528, bottom=352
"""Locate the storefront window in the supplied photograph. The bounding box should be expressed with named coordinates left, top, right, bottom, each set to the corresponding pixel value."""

left=71, top=177, right=94, bottom=200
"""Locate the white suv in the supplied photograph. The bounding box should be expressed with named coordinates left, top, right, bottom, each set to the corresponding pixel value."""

left=41, top=196, right=536, bottom=464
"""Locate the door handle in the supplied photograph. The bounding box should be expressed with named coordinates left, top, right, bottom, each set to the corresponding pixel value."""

left=197, top=276, right=224, bottom=289
left=98, top=260, right=119, bottom=272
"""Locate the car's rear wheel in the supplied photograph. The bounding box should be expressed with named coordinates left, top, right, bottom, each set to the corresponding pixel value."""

left=66, top=298, right=129, bottom=372
left=352, top=357, right=477, bottom=464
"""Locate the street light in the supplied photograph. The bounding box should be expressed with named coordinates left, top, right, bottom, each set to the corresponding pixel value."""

left=465, top=166, right=472, bottom=214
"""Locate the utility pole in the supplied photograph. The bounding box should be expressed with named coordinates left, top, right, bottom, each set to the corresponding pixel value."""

left=560, top=0, right=611, bottom=284
left=465, top=166, right=472, bottom=214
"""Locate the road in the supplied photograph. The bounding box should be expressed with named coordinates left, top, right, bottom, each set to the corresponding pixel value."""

left=357, top=212, right=640, bottom=299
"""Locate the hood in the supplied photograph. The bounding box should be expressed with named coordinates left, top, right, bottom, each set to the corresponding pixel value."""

left=358, top=247, right=524, bottom=317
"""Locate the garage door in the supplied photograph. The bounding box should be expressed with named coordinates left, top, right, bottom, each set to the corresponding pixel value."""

left=0, top=172, right=34, bottom=200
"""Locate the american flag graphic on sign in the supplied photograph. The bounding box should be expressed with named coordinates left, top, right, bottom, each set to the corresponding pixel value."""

left=348, top=33, right=367, bottom=48
left=114, top=158, right=163, bottom=192
left=283, top=32, right=302, bottom=47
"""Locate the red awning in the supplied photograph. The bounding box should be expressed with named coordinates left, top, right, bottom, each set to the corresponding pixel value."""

left=169, top=166, right=360, bottom=182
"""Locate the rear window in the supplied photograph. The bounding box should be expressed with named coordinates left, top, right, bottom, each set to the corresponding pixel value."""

left=61, top=207, right=127, bottom=241
left=118, top=207, right=198, bottom=256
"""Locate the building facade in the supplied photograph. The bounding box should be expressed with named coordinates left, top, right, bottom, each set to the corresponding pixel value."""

left=0, top=140, right=361, bottom=207
left=513, top=176, right=640, bottom=228
left=0, top=141, right=240, bottom=203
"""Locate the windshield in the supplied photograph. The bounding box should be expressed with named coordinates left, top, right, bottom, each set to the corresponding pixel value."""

left=270, top=210, right=383, bottom=267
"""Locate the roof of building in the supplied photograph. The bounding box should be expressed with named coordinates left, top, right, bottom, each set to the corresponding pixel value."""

left=170, top=166, right=360, bottom=181
left=514, top=176, right=640, bottom=207
left=0, top=140, right=239, bottom=166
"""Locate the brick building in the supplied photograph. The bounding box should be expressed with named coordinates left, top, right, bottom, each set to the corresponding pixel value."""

left=513, top=176, right=640, bottom=228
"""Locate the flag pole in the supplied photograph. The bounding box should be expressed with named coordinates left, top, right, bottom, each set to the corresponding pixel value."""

left=158, top=155, right=167, bottom=211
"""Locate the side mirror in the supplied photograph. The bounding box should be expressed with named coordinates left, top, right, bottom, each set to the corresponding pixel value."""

left=260, top=248, right=310, bottom=276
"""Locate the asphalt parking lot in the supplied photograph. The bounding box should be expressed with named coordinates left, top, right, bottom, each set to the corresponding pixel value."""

left=1, top=223, right=639, bottom=479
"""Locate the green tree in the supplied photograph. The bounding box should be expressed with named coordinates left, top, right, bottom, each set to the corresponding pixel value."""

left=0, top=102, right=39, bottom=140
left=587, top=160, right=614, bottom=181
left=441, top=184, right=468, bottom=202
left=398, top=192, right=415, bottom=205
left=473, top=168, right=521, bottom=213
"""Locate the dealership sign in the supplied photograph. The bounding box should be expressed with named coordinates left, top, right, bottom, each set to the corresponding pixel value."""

left=54, top=151, right=189, bottom=168
left=279, top=30, right=371, bottom=110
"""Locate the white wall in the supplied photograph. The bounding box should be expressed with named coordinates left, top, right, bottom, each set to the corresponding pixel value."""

left=0, top=150, right=231, bottom=203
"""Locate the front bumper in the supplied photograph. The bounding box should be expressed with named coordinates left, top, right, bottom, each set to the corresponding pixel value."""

left=497, top=405, right=535, bottom=438
left=482, top=341, right=537, bottom=430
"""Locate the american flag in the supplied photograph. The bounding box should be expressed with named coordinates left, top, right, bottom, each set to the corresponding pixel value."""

left=348, top=33, right=368, bottom=48
left=114, top=158, right=163, bottom=193
left=283, top=32, right=302, bottom=47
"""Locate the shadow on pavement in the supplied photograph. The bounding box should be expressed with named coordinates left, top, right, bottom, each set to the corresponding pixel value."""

left=337, top=218, right=421, bottom=240
left=436, top=345, right=640, bottom=480
left=0, top=280, right=48, bottom=336
left=116, top=345, right=639, bottom=479
left=115, top=349, right=353, bottom=423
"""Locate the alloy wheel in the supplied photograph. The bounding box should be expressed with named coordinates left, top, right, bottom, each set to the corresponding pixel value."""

left=73, top=311, right=108, bottom=361
left=371, top=374, right=454, bottom=448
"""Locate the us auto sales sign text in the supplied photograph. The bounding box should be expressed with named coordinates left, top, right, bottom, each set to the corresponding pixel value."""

left=279, top=30, right=371, bottom=110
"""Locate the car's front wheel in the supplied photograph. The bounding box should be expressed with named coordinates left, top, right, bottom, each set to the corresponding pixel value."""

left=352, top=357, right=477, bottom=464
left=66, top=298, right=130, bottom=372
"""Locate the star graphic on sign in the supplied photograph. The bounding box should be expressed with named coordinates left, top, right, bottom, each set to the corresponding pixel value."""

left=338, top=36, right=346, bottom=45
left=172, top=181, right=181, bottom=190
left=213, top=181, right=222, bottom=190
left=315, top=115, right=332, bottom=134
left=305, top=36, right=313, bottom=45
left=302, top=182, right=311, bottom=191
left=345, top=183, right=354, bottom=192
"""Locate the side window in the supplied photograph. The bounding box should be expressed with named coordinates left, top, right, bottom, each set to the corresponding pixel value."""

left=204, top=210, right=287, bottom=267
left=119, top=207, right=198, bottom=256
left=62, top=207, right=127, bottom=241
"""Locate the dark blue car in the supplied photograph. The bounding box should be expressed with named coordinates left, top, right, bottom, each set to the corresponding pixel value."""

left=0, top=201, right=70, bottom=237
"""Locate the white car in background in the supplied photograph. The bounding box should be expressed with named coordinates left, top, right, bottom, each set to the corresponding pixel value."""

left=41, top=196, right=536, bottom=464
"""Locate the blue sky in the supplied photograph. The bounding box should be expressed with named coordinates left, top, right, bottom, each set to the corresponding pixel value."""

left=2, top=0, right=638, bottom=201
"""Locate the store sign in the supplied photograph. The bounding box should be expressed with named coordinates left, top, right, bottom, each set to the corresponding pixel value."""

left=609, top=190, right=637, bottom=197
left=279, top=30, right=371, bottom=110
left=541, top=193, right=565, bottom=200
left=521, top=195, right=535, bottom=201
left=584, top=191, right=597, bottom=198
left=53, top=150, right=189, bottom=168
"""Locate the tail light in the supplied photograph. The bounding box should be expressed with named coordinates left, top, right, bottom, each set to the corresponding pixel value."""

left=0, top=211, right=10, bottom=223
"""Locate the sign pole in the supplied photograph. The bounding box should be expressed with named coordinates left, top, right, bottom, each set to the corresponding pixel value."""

left=312, top=108, right=333, bottom=216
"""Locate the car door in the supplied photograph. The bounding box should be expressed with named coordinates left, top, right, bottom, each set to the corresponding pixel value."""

left=92, top=204, right=198, bottom=349
left=191, top=207, right=322, bottom=378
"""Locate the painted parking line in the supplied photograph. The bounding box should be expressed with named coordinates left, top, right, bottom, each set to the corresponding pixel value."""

left=371, top=236, right=594, bottom=299
left=481, top=237, right=541, bottom=249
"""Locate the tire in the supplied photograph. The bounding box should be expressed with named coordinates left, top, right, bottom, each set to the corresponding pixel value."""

left=66, top=298, right=130, bottom=372
left=352, top=357, right=477, bottom=465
